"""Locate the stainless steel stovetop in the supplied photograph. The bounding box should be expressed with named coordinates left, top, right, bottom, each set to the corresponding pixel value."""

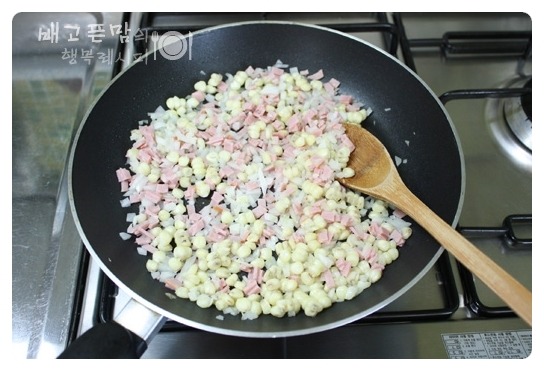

left=12, top=12, right=533, bottom=359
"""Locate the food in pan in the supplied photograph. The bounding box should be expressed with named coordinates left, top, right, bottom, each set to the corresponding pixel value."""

left=115, top=63, right=413, bottom=319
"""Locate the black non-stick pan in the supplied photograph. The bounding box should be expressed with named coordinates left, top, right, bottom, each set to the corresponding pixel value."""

left=62, top=21, right=464, bottom=358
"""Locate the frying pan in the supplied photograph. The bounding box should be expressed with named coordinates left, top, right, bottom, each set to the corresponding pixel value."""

left=62, top=21, right=464, bottom=358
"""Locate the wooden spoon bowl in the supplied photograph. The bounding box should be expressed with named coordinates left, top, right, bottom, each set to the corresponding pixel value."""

left=337, top=123, right=532, bottom=326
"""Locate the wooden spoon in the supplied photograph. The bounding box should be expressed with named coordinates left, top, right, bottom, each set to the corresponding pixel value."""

left=337, top=123, right=532, bottom=326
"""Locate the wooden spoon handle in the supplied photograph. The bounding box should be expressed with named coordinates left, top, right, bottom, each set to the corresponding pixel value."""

left=394, top=188, right=532, bottom=326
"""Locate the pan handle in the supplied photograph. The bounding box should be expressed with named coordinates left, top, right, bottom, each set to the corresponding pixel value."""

left=58, top=299, right=166, bottom=358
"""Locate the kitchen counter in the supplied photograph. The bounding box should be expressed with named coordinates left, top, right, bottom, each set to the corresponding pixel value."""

left=12, top=12, right=122, bottom=358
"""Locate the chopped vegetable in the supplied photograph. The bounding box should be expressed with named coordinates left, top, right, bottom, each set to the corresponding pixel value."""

left=116, top=62, right=412, bottom=319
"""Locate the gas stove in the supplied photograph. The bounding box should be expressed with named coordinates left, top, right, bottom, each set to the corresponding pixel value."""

left=12, top=12, right=532, bottom=359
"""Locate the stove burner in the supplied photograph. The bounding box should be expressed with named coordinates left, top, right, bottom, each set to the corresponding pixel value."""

left=503, top=78, right=532, bottom=151
left=485, top=76, right=532, bottom=173
left=520, top=79, right=532, bottom=122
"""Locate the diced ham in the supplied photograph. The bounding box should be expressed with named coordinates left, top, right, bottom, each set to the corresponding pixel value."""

left=184, top=186, right=196, bottom=200
left=223, top=139, right=235, bottom=153
left=310, top=156, right=325, bottom=169
left=270, top=66, right=284, bottom=76
left=307, top=69, right=324, bottom=80
left=243, top=279, right=261, bottom=295
left=338, top=95, right=352, bottom=104
left=247, top=266, right=264, bottom=284
left=218, top=278, right=229, bottom=293
left=335, top=258, right=351, bottom=277
left=371, top=261, right=385, bottom=271
left=146, top=216, right=160, bottom=229
left=370, top=221, right=389, bottom=240
left=359, top=246, right=376, bottom=262
left=219, top=166, right=236, bottom=178
left=132, top=137, right=146, bottom=149
left=318, top=230, right=331, bottom=244
left=116, top=168, right=132, bottom=182
left=207, top=228, right=225, bottom=243
left=286, top=115, right=301, bottom=132
left=135, top=235, right=152, bottom=245
left=390, top=229, right=405, bottom=246
left=164, top=278, right=182, bottom=290
left=393, top=209, right=407, bottom=218
left=245, top=65, right=255, bottom=76
left=329, top=78, right=341, bottom=88
left=240, top=228, right=250, bottom=241
left=155, top=183, right=169, bottom=193
left=191, top=90, right=205, bottom=102
left=129, top=193, right=142, bottom=203
left=322, top=210, right=337, bottom=223
left=302, top=109, right=317, bottom=124
left=322, top=270, right=336, bottom=289
left=161, top=167, right=179, bottom=183
left=216, top=81, right=228, bottom=92
left=243, top=112, right=258, bottom=126
left=341, top=135, right=355, bottom=152
left=340, top=214, right=353, bottom=227
left=144, top=190, right=162, bottom=204
left=252, top=205, right=267, bottom=218
left=141, top=244, right=157, bottom=254
left=254, top=104, right=266, bottom=117
left=323, top=82, right=335, bottom=95
left=187, top=218, right=205, bottom=235
left=292, top=202, right=302, bottom=216
left=271, top=120, right=284, bottom=130
left=207, top=136, right=224, bottom=146
left=266, top=110, right=277, bottom=121
left=210, top=191, right=224, bottom=205
left=140, top=125, right=156, bottom=145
